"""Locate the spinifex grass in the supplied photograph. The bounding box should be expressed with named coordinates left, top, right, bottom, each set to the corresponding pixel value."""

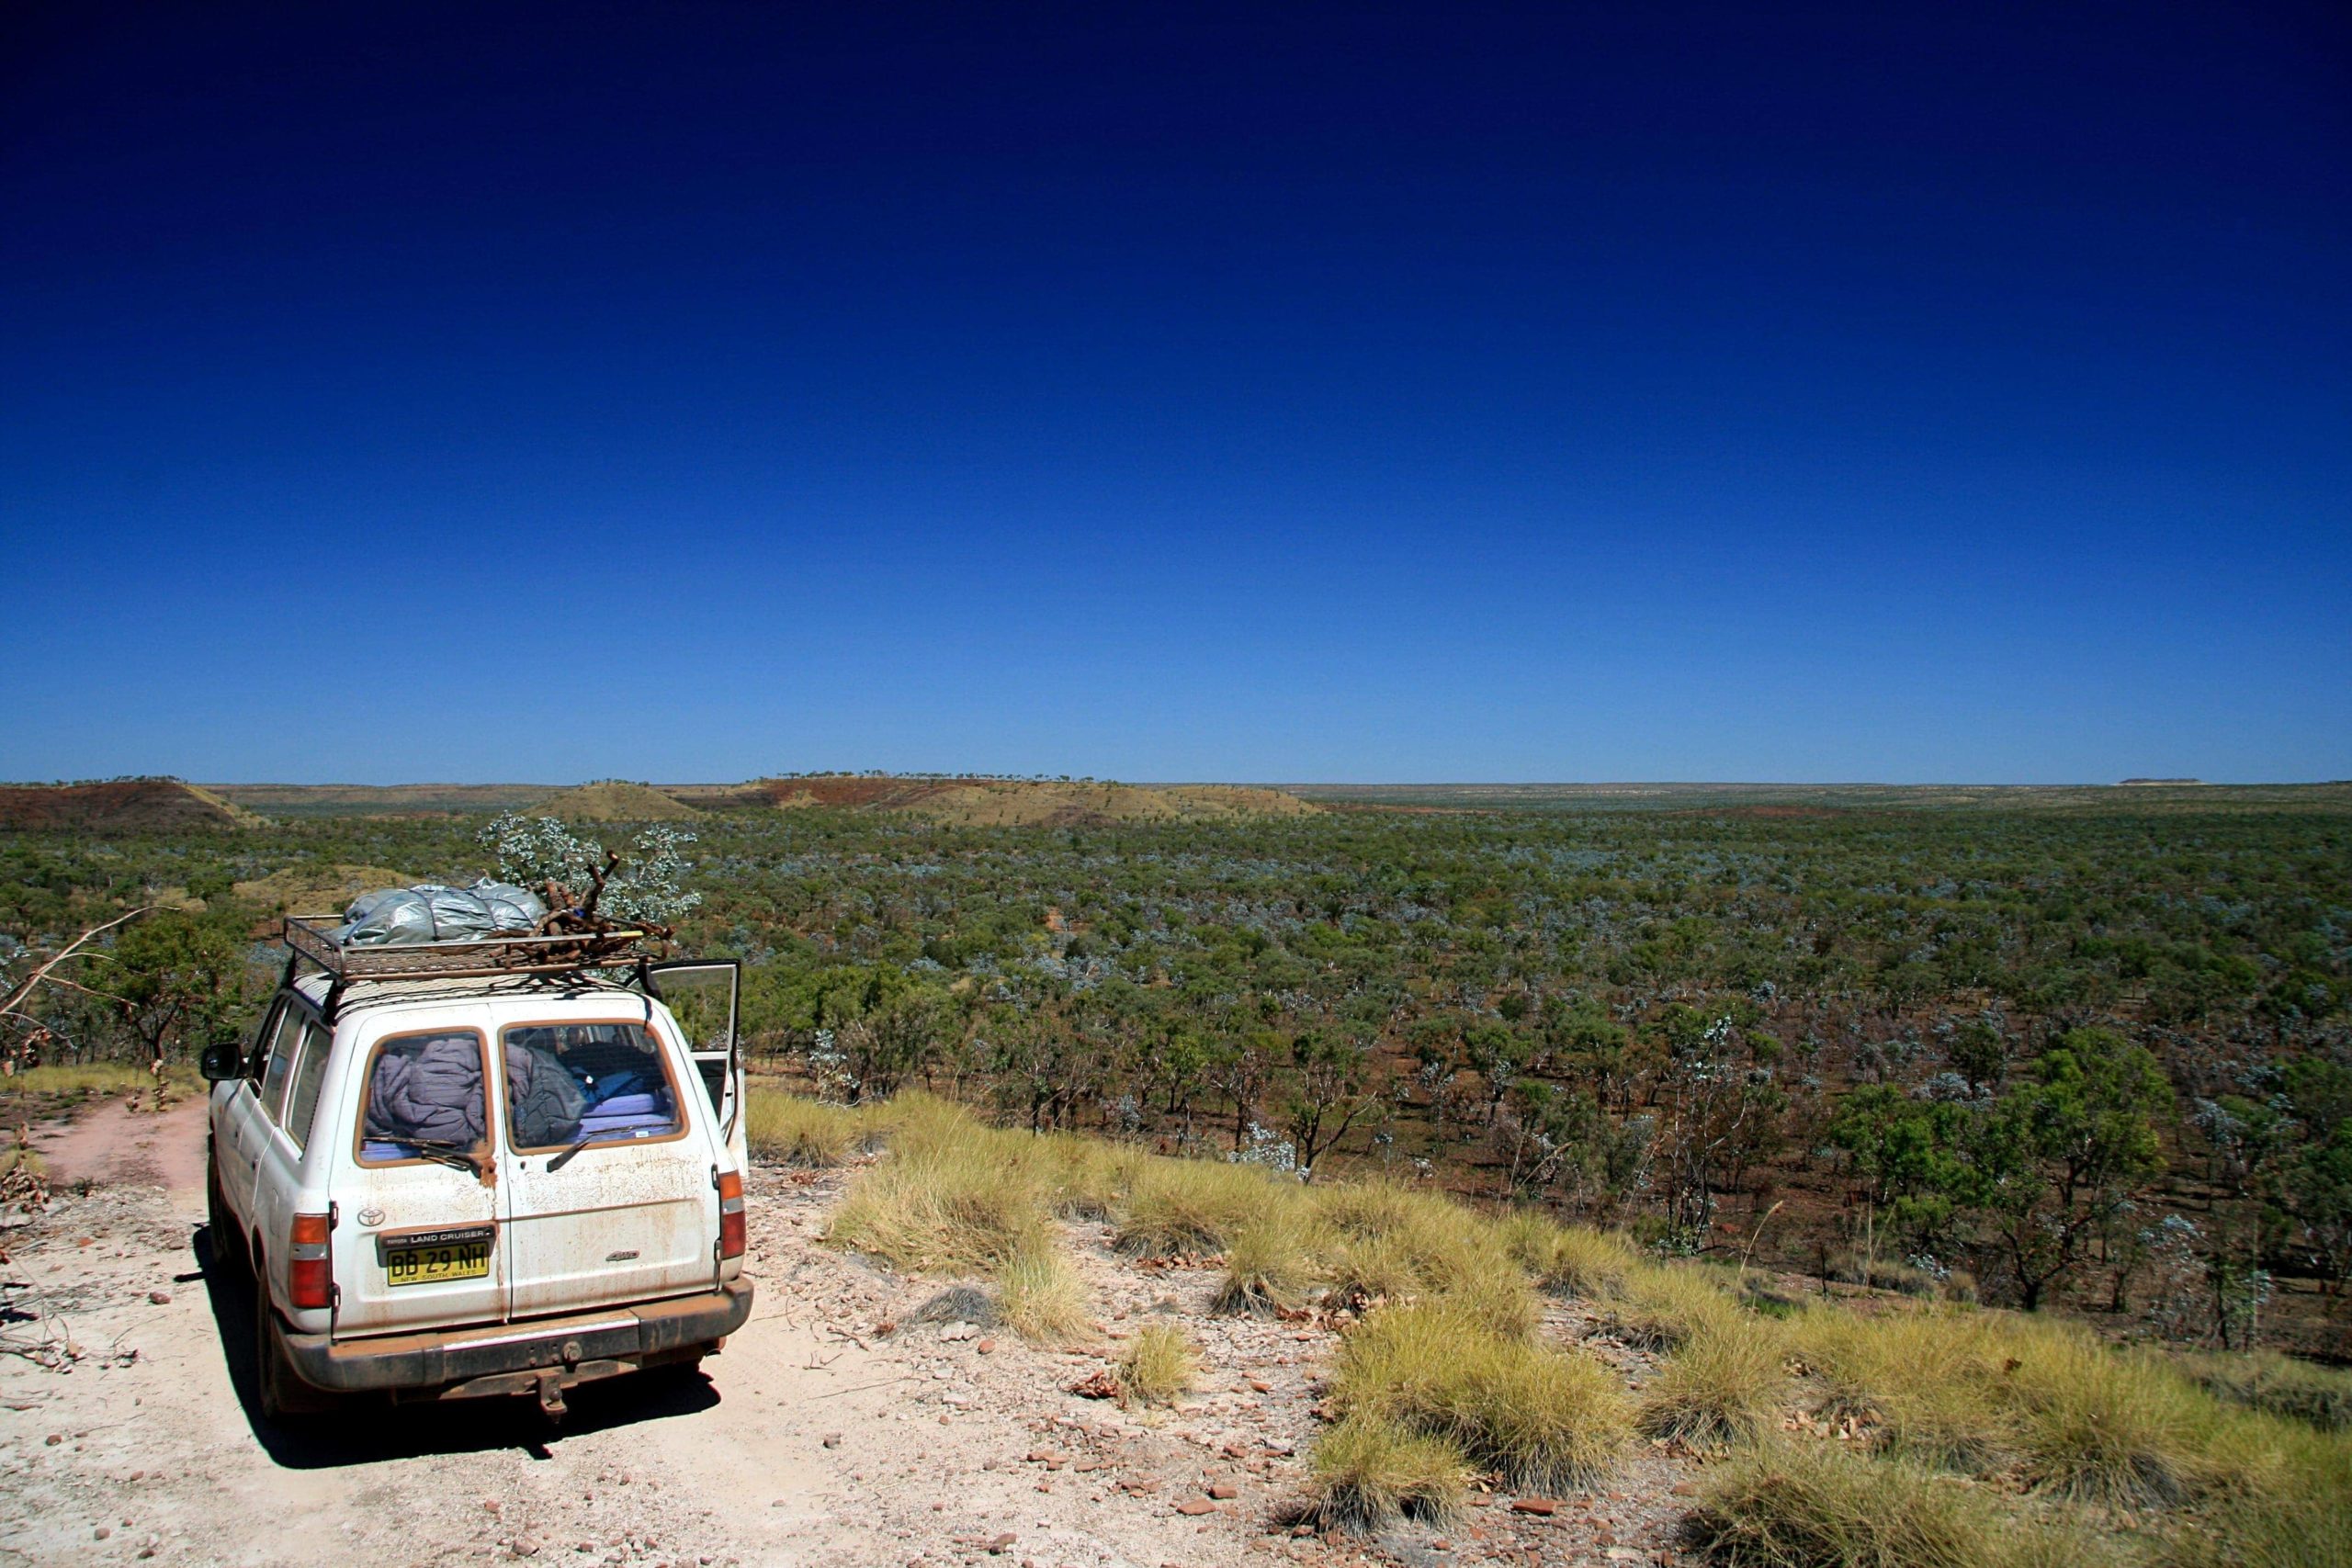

left=1603, top=1261, right=1742, bottom=1352
left=995, top=1236, right=1088, bottom=1346
left=743, top=1088, right=860, bottom=1167
left=1333, top=1299, right=1632, bottom=1492
left=1496, top=1211, right=1640, bottom=1301
left=1687, top=1443, right=2121, bottom=1568
left=1114, top=1157, right=1287, bottom=1258
left=1114, top=1322, right=1199, bottom=1408
left=1640, top=1312, right=1790, bottom=1445
left=1301, top=1414, right=1472, bottom=1531
left=1214, top=1209, right=1331, bottom=1315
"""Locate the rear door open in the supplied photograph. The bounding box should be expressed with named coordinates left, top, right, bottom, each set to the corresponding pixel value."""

left=645, top=961, right=744, bottom=1168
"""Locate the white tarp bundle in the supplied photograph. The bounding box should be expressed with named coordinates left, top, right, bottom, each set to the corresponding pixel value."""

left=332, top=880, right=548, bottom=946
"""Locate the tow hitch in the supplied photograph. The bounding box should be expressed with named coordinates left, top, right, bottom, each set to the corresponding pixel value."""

left=536, top=1371, right=567, bottom=1422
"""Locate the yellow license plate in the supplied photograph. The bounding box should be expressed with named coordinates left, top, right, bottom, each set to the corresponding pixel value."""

left=384, top=1238, right=491, bottom=1286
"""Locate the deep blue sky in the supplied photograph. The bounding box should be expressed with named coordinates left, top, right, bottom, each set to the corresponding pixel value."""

left=4, top=4, right=2346, bottom=784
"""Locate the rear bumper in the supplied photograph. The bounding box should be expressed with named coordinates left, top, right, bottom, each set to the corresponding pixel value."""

left=283, top=1280, right=753, bottom=1395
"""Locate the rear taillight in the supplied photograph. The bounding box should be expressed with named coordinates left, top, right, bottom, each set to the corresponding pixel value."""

left=717, top=1170, right=745, bottom=1259
left=288, top=1212, right=334, bottom=1310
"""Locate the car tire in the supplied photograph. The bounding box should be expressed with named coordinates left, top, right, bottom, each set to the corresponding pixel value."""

left=204, top=1151, right=246, bottom=1286
left=254, top=1282, right=329, bottom=1420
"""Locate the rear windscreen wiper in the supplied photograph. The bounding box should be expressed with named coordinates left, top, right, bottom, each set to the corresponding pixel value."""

left=394, top=1138, right=483, bottom=1176
left=545, top=1133, right=597, bottom=1173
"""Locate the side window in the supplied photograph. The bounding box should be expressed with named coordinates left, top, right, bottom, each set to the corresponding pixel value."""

left=259, top=1008, right=304, bottom=1117
left=356, top=1031, right=489, bottom=1164
left=246, top=999, right=288, bottom=1089
left=502, top=1022, right=682, bottom=1153
left=283, top=1023, right=334, bottom=1150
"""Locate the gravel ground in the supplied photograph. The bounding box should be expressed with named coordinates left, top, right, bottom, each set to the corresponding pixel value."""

left=1, top=1103, right=1708, bottom=1567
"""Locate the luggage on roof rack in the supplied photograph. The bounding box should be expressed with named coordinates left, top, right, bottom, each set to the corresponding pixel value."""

left=283, top=914, right=662, bottom=983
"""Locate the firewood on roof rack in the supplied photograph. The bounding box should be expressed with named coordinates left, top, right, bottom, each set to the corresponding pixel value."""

left=282, top=915, right=668, bottom=982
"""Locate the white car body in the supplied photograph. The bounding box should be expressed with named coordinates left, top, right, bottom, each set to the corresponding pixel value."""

left=206, top=962, right=752, bottom=1418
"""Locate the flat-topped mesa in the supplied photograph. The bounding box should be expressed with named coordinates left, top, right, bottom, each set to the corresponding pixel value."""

left=0, top=777, right=260, bottom=830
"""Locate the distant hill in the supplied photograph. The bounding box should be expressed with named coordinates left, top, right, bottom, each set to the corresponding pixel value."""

left=0, top=778, right=262, bottom=831
left=667, top=775, right=1321, bottom=826
left=206, top=783, right=559, bottom=818
left=537, top=781, right=705, bottom=822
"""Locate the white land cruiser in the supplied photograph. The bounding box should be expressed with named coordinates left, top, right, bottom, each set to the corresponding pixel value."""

left=200, top=919, right=753, bottom=1420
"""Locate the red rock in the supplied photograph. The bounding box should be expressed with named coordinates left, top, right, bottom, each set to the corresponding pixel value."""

left=977, top=1338, right=999, bottom=1354
left=985, top=1533, right=1017, bottom=1553
left=1207, top=1483, right=1238, bottom=1500
left=1174, top=1499, right=1217, bottom=1516
left=1510, top=1498, right=1558, bottom=1516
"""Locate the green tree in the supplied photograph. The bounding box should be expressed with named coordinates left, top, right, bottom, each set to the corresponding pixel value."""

left=106, top=908, right=251, bottom=1063
left=1959, top=1027, right=2170, bottom=1311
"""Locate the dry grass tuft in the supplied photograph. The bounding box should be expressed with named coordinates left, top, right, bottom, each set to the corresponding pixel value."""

left=1317, top=1189, right=1540, bottom=1338
left=1114, top=1158, right=1283, bottom=1258
left=1686, top=1443, right=2120, bottom=1568
left=1035, top=1132, right=1147, bottom=1221
left=825, top=1136, right=1049, bottom=1274
left=1999, top=1326, right=2213, bottom=1507
left=744, top=1089, right=861, bottom=1167
left=1641, top=1314, right=1790, bottom=1445
left=995, top=1238, right=1089, bottom=1346
left=2165, top=1419, right=2352, bottom=1568
left=1114, top=1322, right=1199, bottom=1408
left=1336, top=1300, right=1632, bottom=1491
left=1214, top=1210, right=1329, bottom=1316
left=1300, top=1414, right=1472, bottom=1531
left=1603, top=1261, right=1741, bottom=1351
left=1796, top=1307, right=2016, bottom=1472
left=2179, top=1348, right=2352, bottom=1434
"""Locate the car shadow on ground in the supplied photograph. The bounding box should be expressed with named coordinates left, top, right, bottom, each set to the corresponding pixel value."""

left=193, top=1224, right=719, bottom=1469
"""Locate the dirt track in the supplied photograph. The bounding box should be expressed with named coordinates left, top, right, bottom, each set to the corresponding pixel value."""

left=2, top=1099, right=1690, bottom=1567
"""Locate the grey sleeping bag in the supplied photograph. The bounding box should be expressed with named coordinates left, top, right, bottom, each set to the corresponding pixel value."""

left=363, top=1034, right=486, bottom=1147
left=503, top=1038, right=586, bottom=1148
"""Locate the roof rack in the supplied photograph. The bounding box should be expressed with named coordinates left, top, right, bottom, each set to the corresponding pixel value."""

left=283, top=915, right=662, bottom=986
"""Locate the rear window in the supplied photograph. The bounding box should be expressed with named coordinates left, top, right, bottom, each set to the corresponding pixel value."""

left=357, top=1030, right=490, bottom=1165
left=501, top=1021, right=683, bottom=1152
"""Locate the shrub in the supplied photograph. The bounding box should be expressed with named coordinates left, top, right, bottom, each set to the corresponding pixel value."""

left=745, top=1089, right=859, bottom=1167
left=1115, top=1322, right=1198, bottom=1408
left=1301, top=1414, right=1472, bottom=1531
left=1686, top=1443, right=2120, bottom=1568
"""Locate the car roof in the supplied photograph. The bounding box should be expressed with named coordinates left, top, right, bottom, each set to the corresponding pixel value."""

left=289, top=968, right=646, bottom=1021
